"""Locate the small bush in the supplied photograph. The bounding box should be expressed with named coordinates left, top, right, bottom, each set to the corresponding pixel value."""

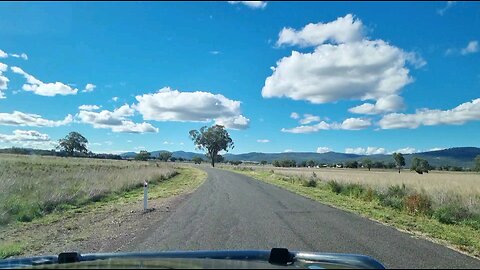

left=434, top=204, right=472, bottom=225
left=302, top=178, right=317, bottom=188
left=379, top=184, right=409, bottom=210
left=405, top=193, right=433, bottom=216
left=328, top=180, right=343, bottom=194
left=341, top=183, right=365, bottom=198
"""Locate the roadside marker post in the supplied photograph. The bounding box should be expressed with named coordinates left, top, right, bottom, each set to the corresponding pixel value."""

left=143, top=180, right=148, bottom=211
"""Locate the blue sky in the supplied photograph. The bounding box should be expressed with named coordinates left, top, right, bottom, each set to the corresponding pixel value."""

left=0, top=1, right=479, bottom=155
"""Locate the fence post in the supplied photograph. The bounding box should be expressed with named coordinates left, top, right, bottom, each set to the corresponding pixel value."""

left=143, top=180, right=148, bottom=211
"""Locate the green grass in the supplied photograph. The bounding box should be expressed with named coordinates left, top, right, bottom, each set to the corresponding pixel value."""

left=0, top=166, right=206, bottom=259
left=224, top=168, right=480, bottom=258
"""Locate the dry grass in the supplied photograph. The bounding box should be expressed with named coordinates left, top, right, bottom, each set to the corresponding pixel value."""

left=0, top=154, right=177, bottom=225
left=226, top=165, right=480, bottom=214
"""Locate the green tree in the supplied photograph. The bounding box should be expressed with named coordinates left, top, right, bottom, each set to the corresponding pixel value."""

left=260, top=160, right=268, bottom=165
left=170, top=157, right=177, bottom=162
left=57, top=132, right=88, bottom=156
left=411, top=157, right=430, bottom=174
left=192, top=156, right=203, bottom=164
left=393, top=153, right=406, bottom=173
left=345, top=160, right=359, bottom=168
left=363, top=159, right=373, bottom=171
left=159, top=151, right=172, bottom=162
left=475, top=155, right=480, bottom=172
left=135, top=150, right=151, bottom=161
left=189, top=125, right=234, bottom=167
left=307, top=160, right=317, bottom=167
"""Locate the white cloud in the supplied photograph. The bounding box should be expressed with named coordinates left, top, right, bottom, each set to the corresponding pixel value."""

left=9, top=53, right=28, bottom=60
left=349, top=95, right=405, bottom=115
left=77, top=104, right=158, bottom=133
left=264, top=14, right=424, bottom=118
left=112, top=97, right=119, bottom=102
left=257, top=139, right=270, bottom=143
left=345, top=147, right=386, bottom=155
left=134, top=87, right=249, bottom=129
left=437, top=1, right=456, bottom=16
left=82, top=83, right=96, bottom=93
left=378, top=98, right=480, bottom=129
left=163, top=141, right=174, bottom=145
left=283, top=149, right=294, bottom=153
left=263, top=39, right=418, bottom=105
left=316, top=147, right=331, bottom=153
left=0, top=130, right=50, bottom=143
left=277, top=14, right=364, bottom=47
left=228, top=1, right=267, bottom=9
left=393, top=147, right=418, bottom=154
left=0, top=50, right=7, bottom=58
left=290, top=112, right=300, bottom=119
left=0, top=111, right=73, bottom=127
left=282, top=117, right=371, bottom=133
left=461, top=41, right=478, bottom=55
left=428, top=147, right=445, bottom=152
left=78, top=105, right=101, bottom=111
left=210, top=51, right=221, bottom=55
left=214, top=115, right=250, bottom=130
left=299, top=114, right=321, bottom=124
left=11, top=66, right=78, bottom=96
left=0, top=62, right=9, bottom=99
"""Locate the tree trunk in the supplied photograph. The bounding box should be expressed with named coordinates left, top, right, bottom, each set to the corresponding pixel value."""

left=211, top=152, right=215, bottom=167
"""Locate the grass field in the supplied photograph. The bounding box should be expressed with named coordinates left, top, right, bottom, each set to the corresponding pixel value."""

left=229, top=165, right=480, bottom=215
left=222, top=165, right=480, bottom=258
left=0, top=154, right=178, bottom=226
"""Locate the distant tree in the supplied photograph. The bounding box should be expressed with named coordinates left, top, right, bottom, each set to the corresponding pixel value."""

left=178, top=157, right=185, bottom=162
left=410, top=157, right=430, bottom=174
left=58, top=132, right=88, bottom=156
left=307, top=159, right=317, bottom=167
left=345, top=160, right=359, bottom=169
left=298, top=160, right=307, bottom=167
left=475, top=155, right=480, bottom=172
left=214, top=154, right=225, bottom=163
left=192, top=156, right=203, bottom=164
left=363, top=159, right=373, bottom=171
left=159, top=151, right=173, bottom=162
left=170, top=157, right=177, bottom=162
left=135, top=150, right=151, bottom=161
left=189, top=125, right=234, bottom=167
left=393, top=153, right=406, bottom=173
left=260, top=160, right=268, bottom=166
left=373, top=161, right=385, bottom=169
left=229, top=160, right=242, bottom=166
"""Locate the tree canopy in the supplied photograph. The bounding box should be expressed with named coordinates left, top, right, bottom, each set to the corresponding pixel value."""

left=189, top=125, right=234, bottom=167
left=393, top=153, right=406, bottom=173
left=135, top=150, right=151, bottom=161
left=57, top=132, right=88, bottom=156
left=159, top=151, right=172, bottom=162
left=475, top=155, right=480, bottom=172
left=411, top=157, right=430, bottom=174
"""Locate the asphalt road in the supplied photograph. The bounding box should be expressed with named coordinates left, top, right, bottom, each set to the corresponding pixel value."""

left=133, top=167, right=480, bottom=269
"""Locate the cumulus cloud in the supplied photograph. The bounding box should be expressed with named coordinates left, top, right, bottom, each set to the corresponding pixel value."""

left=77, top=104, right=158, bottom=133
left=134, top=87, right=250, bottom=130
left=228, top=1, right=267, bottom=9
left=290, top=112, right=300, bottom=119
left=112, top=97, right=119, bottom=102
left=0, top=130, right=55, bottom=149
left=349, top=95, right=405, bottom=115
left=78, top=105, right=101, bottom=111
left=11, top=66, right=78, bottom=96
left=282, top=117, right=371, bottom=133
left=264, top=14, right=424, bottom=116
left=0, top=111, right=72, bottom=127
left=0, top=50, right=7, bottom=58
left=316, top=147, right=331, bottom=153
left=461, top=41, right=478, bottom=55
left=378, top=98, right=480, bottom=129
left=0, top=62, right=8, bottom=99
left=345, top=147, right=386, bottom=155
left=257, top=139, right=270, bottom=143
left=82, top=83, right=96, bottom=93
left=277, top=14, right=364, bottom=47
left=299, top=114, right=321, bottom=124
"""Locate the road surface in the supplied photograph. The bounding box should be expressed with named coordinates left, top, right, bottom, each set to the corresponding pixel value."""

left=131, top=167, right=480, bottom=268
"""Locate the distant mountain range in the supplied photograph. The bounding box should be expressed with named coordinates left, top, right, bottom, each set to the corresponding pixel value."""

left=121, top=147, right=480, bottom=168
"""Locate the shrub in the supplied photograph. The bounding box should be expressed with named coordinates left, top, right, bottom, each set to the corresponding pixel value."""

left=341, top=183, right=365, bottom=198
left=302, top=178, right=317, bottom=188
left=379, top=184, right=408, bottom=210
left=434, top=204, right=472, bottom=225
left=405, top=193, right=433, bottom=216
left=328, top=181, right=343, bottom=194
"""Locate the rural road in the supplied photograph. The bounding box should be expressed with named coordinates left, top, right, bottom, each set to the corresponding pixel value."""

left=131, top=167, right=480, bottom=269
